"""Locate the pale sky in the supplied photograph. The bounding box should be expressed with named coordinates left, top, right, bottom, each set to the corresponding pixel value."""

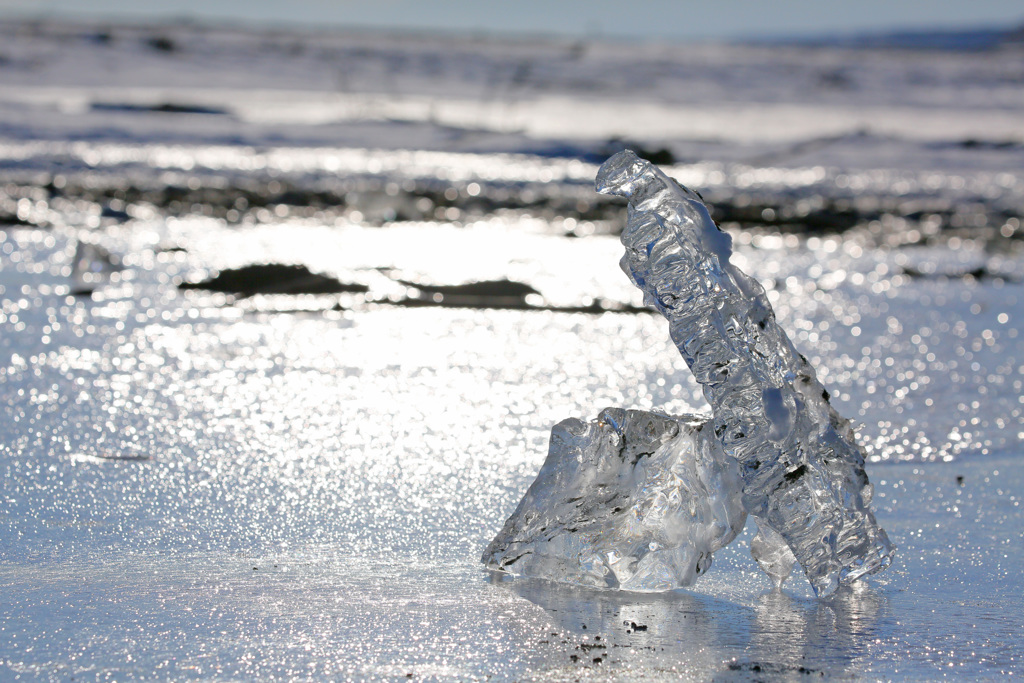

left=1, top=0, right=1022, bottom=41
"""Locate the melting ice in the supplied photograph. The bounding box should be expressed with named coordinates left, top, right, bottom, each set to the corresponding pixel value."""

left=485, top=151, right=895, bottom=597
left=482, top=408, right=746, bottom=591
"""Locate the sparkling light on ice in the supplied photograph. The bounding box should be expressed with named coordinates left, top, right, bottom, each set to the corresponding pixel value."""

left=486, top=151, right=895, bottom=597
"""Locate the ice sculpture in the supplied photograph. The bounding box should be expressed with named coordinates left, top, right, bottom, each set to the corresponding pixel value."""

left=483, top=151, right=894, bottom=598
left=482, top=408, right=747, bottom=591
left=595, top=150, right=893, bottom=596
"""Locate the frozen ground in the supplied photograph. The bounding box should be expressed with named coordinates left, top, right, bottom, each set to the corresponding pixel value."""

left=1, top=18, right=1023, bottom=681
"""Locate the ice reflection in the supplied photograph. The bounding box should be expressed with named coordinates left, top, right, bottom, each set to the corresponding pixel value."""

left=496, top=575, right=886, bottom=678
left=496, top=574, right=751, bottom=675
left=733, top=583, right=887, bottom=678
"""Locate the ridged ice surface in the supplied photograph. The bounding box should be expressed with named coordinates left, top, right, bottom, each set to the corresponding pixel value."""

left=482, top=409, right=746, bottom=591
left=597, top=150, right=894, bottom=596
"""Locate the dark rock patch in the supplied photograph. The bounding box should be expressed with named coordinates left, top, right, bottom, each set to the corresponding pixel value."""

left=393, top=295, right=647, bottom=315
left=397, top=278, right=540, bottom=307
left=953, top=138, right=1021, bottom=151
left=91, top=102, right=230, bottom=116
left=0, top=212, right=44, bottom=228
left=722, top=660, right=824, bottom=679
left=599, top=140, right=676, bottom=166
left=179, top=264, right=368, bottom=297
left=392, top=278, right=647, bottom=313
left=528, top=140, right=675, bottom=166
left=900, top=264, right=1019, bottom=282
left=145, top=35, right=177, bottom=52
left=709, top=199, right=861, bottom=233
left=100, top=204, right=131, bottom=221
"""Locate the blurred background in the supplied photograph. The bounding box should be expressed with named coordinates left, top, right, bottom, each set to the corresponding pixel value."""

left=1, top=2, right=1024, bottom=679
left=2, top=0, right=1023, bottom=41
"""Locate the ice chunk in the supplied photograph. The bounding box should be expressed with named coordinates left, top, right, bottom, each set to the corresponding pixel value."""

left=597, top=150, right=894, bottom=596
left=482, top=408, right=747, bottom=592
left=70, top=239, right=122, bottom=296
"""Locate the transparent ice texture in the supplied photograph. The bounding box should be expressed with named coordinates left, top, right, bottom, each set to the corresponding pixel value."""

left=482, top=408, right=747, bottom=591
left=596, top=150, right=894, bottom=597
left=750, top=518, right=797, bottom=591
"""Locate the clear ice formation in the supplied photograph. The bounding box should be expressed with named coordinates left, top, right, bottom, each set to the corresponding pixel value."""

left=483, top=151, right=894, bottom=598
left=482, top=409, right=747, bottom=591
left=595, top=150, right=894, bottom=596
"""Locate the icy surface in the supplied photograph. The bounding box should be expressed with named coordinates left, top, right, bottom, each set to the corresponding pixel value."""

left=483, top=409, right=745, bottom=591
left=1, top=195, right=1022, bottom=680
left=1, top=18, right=1023, bottom=681
left=598, top=150, right=894, bottom=596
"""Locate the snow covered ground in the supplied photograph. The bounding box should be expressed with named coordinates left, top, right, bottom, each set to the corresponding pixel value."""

left=1, top=18, right=1022, bottom=680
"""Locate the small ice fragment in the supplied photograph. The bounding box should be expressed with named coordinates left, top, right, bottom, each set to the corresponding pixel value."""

left=597, top=150, right=894, bottom=596
left=70, top=239, right=122, bottom=295
left=482, top=409, right=746, bottom=591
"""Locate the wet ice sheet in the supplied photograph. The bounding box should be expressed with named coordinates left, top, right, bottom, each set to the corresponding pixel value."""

left=1, top=216, right=1023, bottom=679
left=1, top=17, right=1023, bottom=680
left=3, top=222, right=1019, bottom=463
left=2, top=393, right=1022, bottom=680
